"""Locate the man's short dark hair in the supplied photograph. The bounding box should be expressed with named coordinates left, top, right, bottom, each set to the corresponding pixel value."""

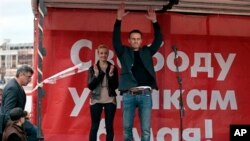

left=129, top=29, right=142, bottom=38
left=9, top=107, right=25, bottom=121
left=16, top=65, right=34, bottom=77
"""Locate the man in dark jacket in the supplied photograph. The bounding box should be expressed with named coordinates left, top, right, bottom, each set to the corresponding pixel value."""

left=0, top=65, right=37, bottom=141
left=113, top=4, right=163, bottom=141
left=2, top=107, right=27, bottom=141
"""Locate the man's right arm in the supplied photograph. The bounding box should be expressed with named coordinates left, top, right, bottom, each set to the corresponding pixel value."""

left=113, top=4, right=129, bottom=56
left=112, top=19, right=124, bottom=56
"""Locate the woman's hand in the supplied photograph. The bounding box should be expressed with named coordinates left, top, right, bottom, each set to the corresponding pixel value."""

left=93, top=64, right=99, bottom=77
left=109, top=65, right=115, bottom=76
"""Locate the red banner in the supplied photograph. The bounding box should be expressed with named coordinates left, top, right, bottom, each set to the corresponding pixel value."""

left=33, top=8, right=250, bottom=141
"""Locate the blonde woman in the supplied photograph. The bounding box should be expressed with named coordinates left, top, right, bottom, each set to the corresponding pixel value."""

left=87, top=44, right=118, bottom=141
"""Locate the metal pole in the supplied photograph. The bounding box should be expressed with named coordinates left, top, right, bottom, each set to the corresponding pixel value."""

left=37, top=1, right=47, bottom=140
left=172, top=45, right=185, bottom=141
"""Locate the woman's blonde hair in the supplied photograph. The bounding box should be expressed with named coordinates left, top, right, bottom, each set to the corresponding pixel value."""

left=97, top=44, right=109, bottom=53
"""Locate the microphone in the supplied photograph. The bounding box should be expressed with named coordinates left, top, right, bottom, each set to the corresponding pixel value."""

left=172, top=45, right=177, bottom=52
left=172, top=45, right=178, bottom=58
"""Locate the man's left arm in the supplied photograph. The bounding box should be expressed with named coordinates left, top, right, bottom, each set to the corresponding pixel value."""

left=149, top=21, right=163, bottom=55
left=145, top=7, right=163, bottom=55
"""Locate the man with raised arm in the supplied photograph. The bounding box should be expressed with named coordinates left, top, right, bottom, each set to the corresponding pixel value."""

left=112, top=4, right=163, bottom=141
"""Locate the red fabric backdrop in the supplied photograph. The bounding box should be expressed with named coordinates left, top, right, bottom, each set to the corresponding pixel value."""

left=32, top=8, right=250, bottom=141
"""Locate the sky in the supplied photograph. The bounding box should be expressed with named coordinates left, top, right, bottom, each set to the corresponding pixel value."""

left=0, top=0, right=34, bottom=44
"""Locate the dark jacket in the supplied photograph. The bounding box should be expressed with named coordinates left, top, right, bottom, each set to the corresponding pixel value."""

left=2, top=122, right=27, bottom=141
left=87, top=61, right=118, bottom=99
left=112, top=20, right=163, bottom=91
left=0, top=79, right=26, bottom=133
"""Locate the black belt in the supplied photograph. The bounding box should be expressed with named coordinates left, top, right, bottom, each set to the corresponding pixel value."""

left=126, top=88, right=151, bottom=95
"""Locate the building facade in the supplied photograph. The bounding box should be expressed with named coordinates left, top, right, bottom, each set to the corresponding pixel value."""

left=0, top=41, right=33, bottom=89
